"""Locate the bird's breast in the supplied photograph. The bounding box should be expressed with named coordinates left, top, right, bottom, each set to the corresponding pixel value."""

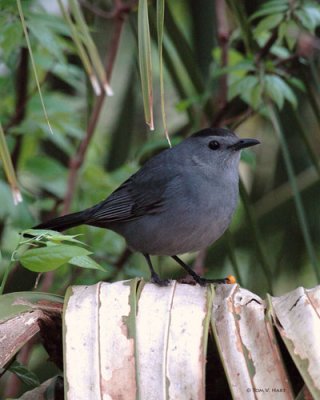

left=115, top=173, right=239, bottom=256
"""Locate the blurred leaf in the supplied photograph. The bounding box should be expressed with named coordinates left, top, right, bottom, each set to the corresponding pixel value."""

left=19, top=244, right=91, bottom=272
left=0, top=291, right=63, bottom=322
left=254, top=14, right=283, bottom=36
left=27, top=15, right=66, bottom=62
left=0, top=18, right=23, bottom=61
left=50, top=62, right=85, bottom=91
left=229, top=75, right=262, bottom=109
left=296, top=3, right=320, bottom=31
left=23, top=156, right=67, bottom=198
left=0, top=181, right=16, bottom=219
left=281, top=20, right=299, bottom=50
left=269, top=42, right=291, bottom=58
left=264, top=75, right=297, bottom=109
left=288, top=77, right=305, bottom=92
left=26, top=11, right=71, bottom=36
left=250, top=1, right=288, bottom=20
left=9, top=360, right=40, bottom=388
left=69, top=255, right=108, bottom=272
left=264, top=76, right=285, bottom=109
left=138, top=0, right=154, bottom=130
left=211, top=60, right=255, bottom=81
left=241, top=149, right=257, bottom=167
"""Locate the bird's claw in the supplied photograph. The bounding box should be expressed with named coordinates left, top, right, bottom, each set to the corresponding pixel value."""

left=193, top=275, right=236, bottom=286
left=151, top=275, right=171, bottom=286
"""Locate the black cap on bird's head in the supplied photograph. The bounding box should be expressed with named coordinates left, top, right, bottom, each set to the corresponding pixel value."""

left=191, top=127, right=260, bottom=151
left=191, top=127, right=236, bottom=139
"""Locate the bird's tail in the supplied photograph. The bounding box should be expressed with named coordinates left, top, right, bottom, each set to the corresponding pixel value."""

left=33, top=211, right=87, bottom=232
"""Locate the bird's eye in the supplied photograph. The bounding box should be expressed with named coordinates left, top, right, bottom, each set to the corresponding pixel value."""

left=208, top=140, right=220, bottom=150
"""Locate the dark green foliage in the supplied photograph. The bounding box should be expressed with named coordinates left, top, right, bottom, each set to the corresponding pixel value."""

left=0, top=0, right=320, bottom=395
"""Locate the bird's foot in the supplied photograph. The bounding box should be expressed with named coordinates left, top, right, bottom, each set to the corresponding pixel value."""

left=193, top=274, right=237, bottom=286
left=150, top=273, right=171, bottom=287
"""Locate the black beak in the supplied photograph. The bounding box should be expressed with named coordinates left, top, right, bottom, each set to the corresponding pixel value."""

left=228, top=138, right=260, bottom=151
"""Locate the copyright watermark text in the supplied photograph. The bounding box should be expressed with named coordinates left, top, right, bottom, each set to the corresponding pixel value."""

left=246, top=388, right=286, bottom=393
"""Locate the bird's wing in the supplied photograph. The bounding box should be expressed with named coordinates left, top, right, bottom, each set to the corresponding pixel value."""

left=87, top=161, right=180, bottom=224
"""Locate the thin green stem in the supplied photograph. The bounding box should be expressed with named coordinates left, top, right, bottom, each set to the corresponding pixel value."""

left=16, top=0, right=53, bottom=134
left=301, top=67, right=320, bottom=127
left=268, top=106, right=320, bottom=282
left=239, top=179, right=273, bottom=293
left=310, top=60, right=320, bottom=94
left=291, top=111, right=320, bottom=178
left=0, top=261, right=11, bottom=295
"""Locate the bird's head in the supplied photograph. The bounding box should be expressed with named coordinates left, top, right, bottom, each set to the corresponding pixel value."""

left=184, top=127, right=260, bottom=171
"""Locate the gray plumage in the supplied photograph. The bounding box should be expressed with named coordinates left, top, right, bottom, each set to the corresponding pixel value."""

left=34, top=127, right=259, bottom=284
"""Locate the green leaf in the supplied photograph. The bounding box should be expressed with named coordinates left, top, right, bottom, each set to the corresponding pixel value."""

left=69, top=255, right=107, bottom=271
left=296, top=4, right=320, bottom=31
left=211, top=60, right=255, bottom=80
left=269, top=41, right=291, bottom=58
left=278, top=82, right=297, bottom=108
left=288, top=77, right=305, bottom=92
left=138, top=0, right=154, bottom=130
left=27, top=17, right=65, bottom=62
left=264, top=75, right=285, bottom=109
left=241, top=149, right=257, bottom=166
left=254, top=14, right=283, bottom=36
left=19, top=244, right=91, bottom=272
left=26, top=12, right=71, bottom=36
left=250, top=3, right=288, bottom=20
left=157, top=0, right=170, bottom=145
left=229, top=75, right=260, bottom=108
left=9, top=360, right=40, bottom=388
left=284, top=20, right=299, bottom=50
left=0, top=182, right=16, bottom=219
left=0, top=291, right=63, bottom=323
left=22, top=229, right=85, bottom=246
left=0, top=19, right=23, bottom=60
left=250, top=84, right=263, bottom=110
left=24, top=156, right=67, bottom=198
left=264, top=75, right=297, bottom=109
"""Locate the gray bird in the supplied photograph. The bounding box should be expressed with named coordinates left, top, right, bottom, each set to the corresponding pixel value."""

left=34, top=128, right=260, bottom=285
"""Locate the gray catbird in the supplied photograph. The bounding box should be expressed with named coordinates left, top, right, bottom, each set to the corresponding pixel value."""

left=34, top=127, right=259, bottom=285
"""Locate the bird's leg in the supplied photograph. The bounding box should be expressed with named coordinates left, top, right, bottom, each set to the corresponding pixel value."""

left=143, top=254, right=170, bottom=286
left=171, top=255, right=227, bottom=286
